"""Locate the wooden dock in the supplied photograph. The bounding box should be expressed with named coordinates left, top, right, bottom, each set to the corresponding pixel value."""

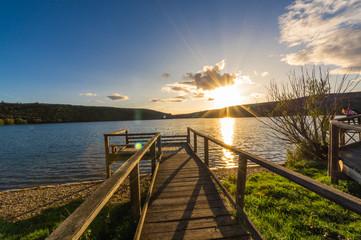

left=139, top=144, right=249, bottom=239
left=48, top=127, right=361, bottom=240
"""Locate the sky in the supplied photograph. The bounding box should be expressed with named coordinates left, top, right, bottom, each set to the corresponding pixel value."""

left=1, top=0, right=361, bottom=114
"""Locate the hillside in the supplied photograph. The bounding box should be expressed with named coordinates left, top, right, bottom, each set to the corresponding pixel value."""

left=1, top=91, right=361, bottom=125
left=0, top=102, right=171, bottom=125
left=174, top=91, right=361, bottom=118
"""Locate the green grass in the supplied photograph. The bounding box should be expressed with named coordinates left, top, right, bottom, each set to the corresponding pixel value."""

left=0, top=199, right=136, bottom=240
left=222, top=166, right=361, bottom=239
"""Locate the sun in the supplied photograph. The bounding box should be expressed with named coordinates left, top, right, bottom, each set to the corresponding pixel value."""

left=210, top=85, right=243, bottom=108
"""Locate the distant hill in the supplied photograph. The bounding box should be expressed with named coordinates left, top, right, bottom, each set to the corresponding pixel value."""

left=174, top=91, right=361, bottom=119
left=0, top=102, right=171, bottom=125
left=1, top=91, right=361, bottom=125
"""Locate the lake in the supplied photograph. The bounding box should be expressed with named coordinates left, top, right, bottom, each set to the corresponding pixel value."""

left=0, top=118, right=286, bottom=191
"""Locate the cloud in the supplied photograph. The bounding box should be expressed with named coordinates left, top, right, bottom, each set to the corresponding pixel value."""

left=107, top=93, right=129, bottom=101
left=88, top=100, right=103, bottom=103
left=250, top=93, right=263, bottom=99
left=192, top=92, right=205, bottom=99
left=161, top=73, right=171, bottom=79
left=79, top=93, right=97, bottom=96
left=261, top=72, right=269, bottom=77
left=279, top=0, right=361, bottom=73
left=183, top=60, right=236, bottom=91
left=151, top=96, right=186, bottom=103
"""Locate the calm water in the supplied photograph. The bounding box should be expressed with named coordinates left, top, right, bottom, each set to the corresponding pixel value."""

left=0, top=118, right=286, bottom=191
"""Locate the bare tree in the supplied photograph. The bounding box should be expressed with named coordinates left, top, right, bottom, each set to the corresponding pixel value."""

left=264, top=67, right=359, bottom=162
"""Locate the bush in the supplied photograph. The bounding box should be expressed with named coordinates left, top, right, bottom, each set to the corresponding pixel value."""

left=4, top=118, right=14, bottom=125
left=0, top=119, right=4, bottom=125
left=15, top=118, right=27, bottom=124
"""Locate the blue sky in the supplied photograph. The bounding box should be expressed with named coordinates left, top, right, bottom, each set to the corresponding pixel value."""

left=1, top=0, right=361, bottom=114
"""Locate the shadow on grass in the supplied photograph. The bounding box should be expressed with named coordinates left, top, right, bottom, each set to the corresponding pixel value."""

left=0, top=198, right=136, bottom=240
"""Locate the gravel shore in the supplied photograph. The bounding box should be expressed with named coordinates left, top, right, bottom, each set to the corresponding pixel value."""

left=0, top=166, right=268, bottom=222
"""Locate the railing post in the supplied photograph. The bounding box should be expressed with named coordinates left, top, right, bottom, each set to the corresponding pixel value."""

left=151, top=143, right=156, bottom=174
left=236, top=155, right=247, bottom=209
left=204, top=138, right=209, bottom=167
left=329, top=122, right=340, bottom=184
left=157, top=135, right=162, bottom=156
left=187, top=128, right=190, bottom=144
left=104, top=135, right=111, bottom=178
left=340, top=129, right=345, bottom=146
left=125, top=130, right=129, bottom=145
left=130, top=163, right=141, bottom=222
left=194, top=132, right=197, bottom=153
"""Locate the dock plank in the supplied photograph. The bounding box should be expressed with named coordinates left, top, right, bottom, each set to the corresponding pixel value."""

left=139, top=144, right=249, bottom=240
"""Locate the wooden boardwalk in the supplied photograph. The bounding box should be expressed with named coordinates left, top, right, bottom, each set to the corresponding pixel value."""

left=139, top=144, right=249, bottom=240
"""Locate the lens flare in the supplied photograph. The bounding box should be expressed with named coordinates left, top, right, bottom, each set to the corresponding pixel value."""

left=135, top=143, right=143, bottom=149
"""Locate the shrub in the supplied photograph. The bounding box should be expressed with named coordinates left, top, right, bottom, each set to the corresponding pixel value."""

left=4, top=118, right=14, bottom=125
left=15, top=118, right=27, bottom=124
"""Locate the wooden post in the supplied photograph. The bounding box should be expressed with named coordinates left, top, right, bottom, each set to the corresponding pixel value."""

left=104, top=135, right=111, bottom=178
left=204, top=138, right=209, bottom=167
left=130, top=163, right=141, bottom=222
left=340, top=129, right=345, bottom=146
left=187, top=128, right=190, bottom=144
left=151, top=143, right=156, bottom=174
left=194, top=132, right=197, bottom=153
left=125, top=130, right=129, bottom=145
left=236, top=155, right=247, bottom=209
left=329, top=122, right=340, bottom=184
left=157, top=135, right=162, bottom=156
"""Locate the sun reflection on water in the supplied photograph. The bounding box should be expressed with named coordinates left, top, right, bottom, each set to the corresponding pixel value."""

left=220, top=118, right=236, bottom=167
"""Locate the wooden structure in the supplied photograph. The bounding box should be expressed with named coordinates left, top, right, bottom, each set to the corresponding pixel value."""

left=329, top=114, right=361, bottom=184
left=47, top=128, right=361, bottom=240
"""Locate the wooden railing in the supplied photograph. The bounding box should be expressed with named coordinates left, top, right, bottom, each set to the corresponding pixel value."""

left=187, top=127, right=361, bottom=239
left=329, top=114, right=361, bottom=184
left=104, top=131, right=162, bottom=178
left=47, top=131, right=162, bottom=240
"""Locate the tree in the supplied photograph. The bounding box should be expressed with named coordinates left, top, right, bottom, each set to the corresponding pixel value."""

left=263, top=67, right=359, bottom=162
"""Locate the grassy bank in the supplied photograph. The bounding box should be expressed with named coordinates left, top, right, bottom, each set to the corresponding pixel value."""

left=0, top=198, right=136, bottom=240
left=222, top=163, right=361, bottom=239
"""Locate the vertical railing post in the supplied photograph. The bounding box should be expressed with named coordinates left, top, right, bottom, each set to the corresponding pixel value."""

left=194, top=132, right=197, bottom=153
left=104, top=135, right=111, bottom=178
left=157, top=135, right=162, bottom=157
left=204, top=138, right=209, bottom=167
left=125, top=130, right=129, bottom=145
left=340, top=129, right=345, bottom=146
left=151, top=143, right=156, bottom=174
left=329, top=121, right=340, bottom=184
left=130, top=163, right=141, bottom=222
left=236, top=155, right=247, bottom=209
left=187, top=128, right=190, bottom=144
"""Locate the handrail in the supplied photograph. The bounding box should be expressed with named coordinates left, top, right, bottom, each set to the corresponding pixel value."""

left=47, top=133, right=161, bottom=240
left=335, top=114, right=361, bottom=122
left=331, top=120, right=361, bottom=131
left=187, top=127, right=361, bottom=216
left=104, top=129, right=129, bottom=136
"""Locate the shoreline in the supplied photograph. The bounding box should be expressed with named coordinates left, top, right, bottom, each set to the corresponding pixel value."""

left=0, top=166, right=269, bottom=222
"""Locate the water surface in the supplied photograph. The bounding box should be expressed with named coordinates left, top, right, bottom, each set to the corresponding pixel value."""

left=0, top=118, right=286, bottom=191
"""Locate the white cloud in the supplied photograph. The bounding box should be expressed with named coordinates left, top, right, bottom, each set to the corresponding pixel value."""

left=261, top=72, right=269, bottom=77
left=88, top=100, right=103, bottom=103
left=151, top=96, right=186, bottom=103
left=107, top=93, right=129, bottom=101
left=79, top=93, right=97, bottom=96
left=279, top=0, right=361, bottom=73
left=183, top=60, right=236, bottom=91
left=253, top=71, right=269, bottom=77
